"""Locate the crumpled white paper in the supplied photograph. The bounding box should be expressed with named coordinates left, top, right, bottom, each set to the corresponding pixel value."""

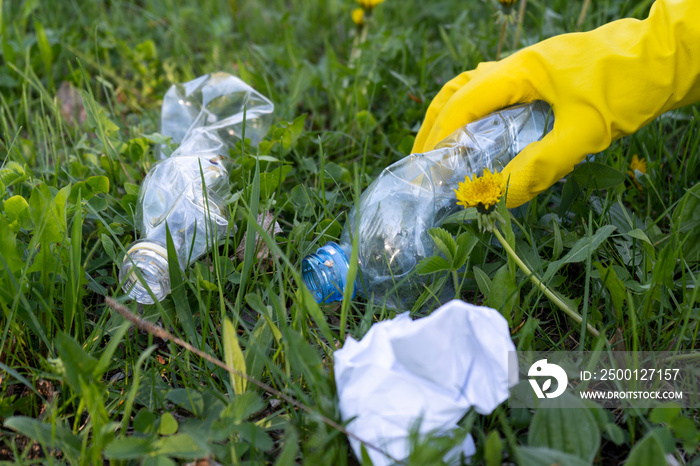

left=334, top=299, right=518, bottom=465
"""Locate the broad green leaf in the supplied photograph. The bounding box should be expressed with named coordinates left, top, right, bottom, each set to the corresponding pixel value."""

left=54, top=185, right=70, bottom=225
left=672, top=183, right=700, bottom=234
left=86, top=175, right=109, bottom=193
left=484, top=430, right=503, bottom=466
left=516, top=446, right=589, bottom=466
left=166, top=388, right=204, bottom=417
left=290, top=185, right=314, bottom=217
left=3, top=195, right=32, bottom=230
left=101, top=233, right=116, bottom=261
left=124, top=182, right=141, bottom=196
left=197, top=278, right=218, bottom=291
left=0, top=217, right=22, bottom=273
left=123, top=137, right=149, bottom=162
left=55, top=331, right=98, bottom=393
left=223, top=317, right=247, bottom=395
left=416, top=255, right=451, bottom=275
left=528, top=394, right=600, bottom=463
left=624, top=431, right=666, bottom=466
left=246, top=293, right=272, bottom=318
left=593, top=262, right=626, bottom=323
left=279, top=113, right=307, bottom=150
left=260, top=165, right=293, bottom=198
left=143, top=456, right=176, bottom=466
left=453, top=231, right=478, bottom=270
left=544, top=225, right=616, bottom=282
left=158, top=412, right=178, bottom=436
left=143, top=132, right=173, bottom=146
left=652, top=243, right=677, bottom=288
left=87, top=195, right=108, bottom=211
left=428, top=227, right=456, bottom=262
left=133, top=409, right=157, bottom=434
left=590, top=196, right=645, bottom=235
left=625, top=228, right=652, bottom=245
left=69, top=175, right=110, bottom=202
left=219, top=391, right=265, bottom=424
left=356, top=109, right=377, bottom=129
left=649, top=402, right=681, bottom=424
left=571, top=162, right=625, bottom=191
left=473, top=266, right=491, bottom=297
left=487, top=265, right=518, bottom=324
left=670, top=416, right=698, bottom=441
left=5, top=417, right=81, bottom=461
left=323, top=161, right=352, bottom=186
left=560, top=225, right=616, bottom=265
left=104, top=436, right=153, bottom=459
left=0, top=161, right=27, bottom=188
left=316, top=218, right=342, bottom=244
left=583, top=399, right=626, bottom=445
left=672, top=183, right=700, bottom=261
left=273, top=429, right=299, bottom=466
left=135, top=39, right=157, bottom=59
left=154, top=434, right=209, bottom=459
left=600, top=421, right=626, bottom=446
left=29, top=183, right=63, bottom=243
left=232, top=422, right=274, bottom=451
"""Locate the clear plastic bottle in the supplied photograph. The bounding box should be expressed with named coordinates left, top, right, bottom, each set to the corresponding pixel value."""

left=119, top=72, right=274, bottom=304
left=302, top=101, right=553, bottom=309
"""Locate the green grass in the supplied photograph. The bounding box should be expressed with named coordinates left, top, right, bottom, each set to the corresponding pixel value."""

left=0, top=0, right=699, bottom=464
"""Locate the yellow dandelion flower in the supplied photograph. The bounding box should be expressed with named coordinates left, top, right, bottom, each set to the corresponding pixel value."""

left=351, top=8, right=365, bottom=27
left=629, top=154, right=647, bottom=175
left=454, top=168, right=507, bottom=214
left=498, top=0, right=517, bottom=6
left=627, top=154, right=647, bottom=190
left=356, top=0, right=384, bottom=11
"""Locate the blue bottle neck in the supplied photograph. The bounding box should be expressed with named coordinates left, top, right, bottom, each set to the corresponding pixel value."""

left=301, top=242, right=355, bottom=303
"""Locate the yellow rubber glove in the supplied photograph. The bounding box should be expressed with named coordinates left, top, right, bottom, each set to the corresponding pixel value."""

left=413, top=0, right=700, bottom=208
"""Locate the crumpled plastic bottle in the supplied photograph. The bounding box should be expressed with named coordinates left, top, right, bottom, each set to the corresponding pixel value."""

left=120, top=72, right=274, bottom=304
left=302, top=101, right=553, bottom=309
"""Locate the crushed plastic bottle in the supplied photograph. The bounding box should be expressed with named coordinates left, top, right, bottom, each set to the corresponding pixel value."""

left=120, top=72, right=274, bottom=304
left=159, top=72, right=274, bottom=157
left=302, top=101, right=553, bottom=309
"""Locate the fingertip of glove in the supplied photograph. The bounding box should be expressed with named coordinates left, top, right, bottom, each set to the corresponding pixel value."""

left=504, top=162, right=540, bottom=208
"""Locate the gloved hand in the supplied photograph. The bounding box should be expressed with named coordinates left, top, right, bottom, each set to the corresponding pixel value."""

left=412, top=0, right=700, bottom=208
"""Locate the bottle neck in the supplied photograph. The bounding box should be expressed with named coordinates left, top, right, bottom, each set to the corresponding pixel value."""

left=301, top=242, right=354, bottom=303
left=120, top=240, right=171, bottom=304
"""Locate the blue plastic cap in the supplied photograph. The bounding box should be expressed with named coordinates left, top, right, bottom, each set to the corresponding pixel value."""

left=301, top=242, right=355, bottom=303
